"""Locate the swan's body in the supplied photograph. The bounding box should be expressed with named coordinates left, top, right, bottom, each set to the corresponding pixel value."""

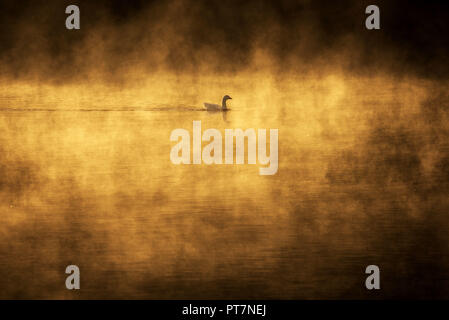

left=203, top=103, right=222, bottom=111
left=204, top=95, right=232, bottom=111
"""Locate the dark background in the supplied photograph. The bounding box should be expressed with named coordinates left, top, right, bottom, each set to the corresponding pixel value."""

left=0, top=0, right=448, bottom=82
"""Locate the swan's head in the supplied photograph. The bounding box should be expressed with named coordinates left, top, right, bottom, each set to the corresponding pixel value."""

left=223, top=95, right=232, bottom=101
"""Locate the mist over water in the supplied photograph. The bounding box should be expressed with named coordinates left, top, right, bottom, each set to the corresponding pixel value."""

left=1, top=72, right=448, bottom=298
left=0, top=0, right=448, bottom=299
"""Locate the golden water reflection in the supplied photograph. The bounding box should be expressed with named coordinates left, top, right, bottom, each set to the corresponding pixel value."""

left=0, top=73, right=448, bottom=298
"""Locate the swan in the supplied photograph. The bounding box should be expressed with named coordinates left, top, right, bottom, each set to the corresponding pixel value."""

left=204, top=95, right=232, bottom=111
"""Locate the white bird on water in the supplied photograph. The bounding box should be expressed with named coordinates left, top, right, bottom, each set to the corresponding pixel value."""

left=204, top=95, right=232, bottom=111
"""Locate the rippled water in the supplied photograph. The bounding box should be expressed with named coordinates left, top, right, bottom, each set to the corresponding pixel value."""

left=0, top=75, right=448, bottom=299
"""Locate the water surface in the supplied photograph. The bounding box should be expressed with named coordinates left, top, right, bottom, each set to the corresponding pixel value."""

left=0, top=75, right=448, bottom=298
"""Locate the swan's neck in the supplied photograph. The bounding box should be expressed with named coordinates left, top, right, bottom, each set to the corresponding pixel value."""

left=222, top=98, right=228, bottom=110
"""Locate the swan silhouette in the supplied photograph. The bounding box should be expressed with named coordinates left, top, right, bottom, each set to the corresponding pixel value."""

left=204, top=95, right=232, bottom=111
